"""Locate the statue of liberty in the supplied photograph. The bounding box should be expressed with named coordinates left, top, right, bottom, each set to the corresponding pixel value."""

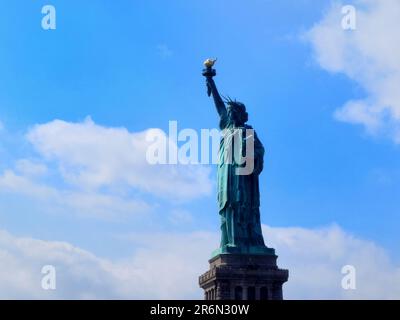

left=202, top=59, right=274, bottom=256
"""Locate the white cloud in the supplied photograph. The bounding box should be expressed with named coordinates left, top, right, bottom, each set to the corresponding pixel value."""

left=0, top=229, right=216, bottom=299
left=26, top=117, right=211, bottom=200
left=15, top=159, right=48, bottom=177
left=0, top=170, right=151, bottom=219
left=264, top=225, right=400, bottom=299
left=0, top=170, right=57, bottom=200
left=1, top=225, right=399, bottom=299
left=0, top=229, right=125, bottom=299
left=168, top=209, right=194, bottom=225
left=0, top=118, right=212, bottom=218
left=306, top=0, right=400, bottom=143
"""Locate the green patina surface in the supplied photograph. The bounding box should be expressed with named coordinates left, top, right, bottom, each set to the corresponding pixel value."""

left=203, top=65, right=275, bottom=258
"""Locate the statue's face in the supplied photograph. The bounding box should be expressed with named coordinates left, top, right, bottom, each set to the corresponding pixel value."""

left=227, top=105, right=237, bottom=120
left=227, top=104, right=246, bottom=126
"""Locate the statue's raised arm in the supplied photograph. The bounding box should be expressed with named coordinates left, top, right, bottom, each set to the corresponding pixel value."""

left=202, top=59, right=227, bottom=120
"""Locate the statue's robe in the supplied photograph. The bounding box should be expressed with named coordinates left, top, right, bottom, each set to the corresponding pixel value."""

left=217, top=115, right=266, bottom=248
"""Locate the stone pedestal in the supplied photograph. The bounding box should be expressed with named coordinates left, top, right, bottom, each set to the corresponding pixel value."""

left=199, top=252, right=288, bottom=300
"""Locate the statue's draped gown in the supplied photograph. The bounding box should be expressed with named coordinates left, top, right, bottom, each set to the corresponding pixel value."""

left=217, top=114, right=266, bottom=248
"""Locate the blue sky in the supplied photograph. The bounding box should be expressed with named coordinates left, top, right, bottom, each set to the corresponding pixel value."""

left=0, top=0, right=399, bottom=299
